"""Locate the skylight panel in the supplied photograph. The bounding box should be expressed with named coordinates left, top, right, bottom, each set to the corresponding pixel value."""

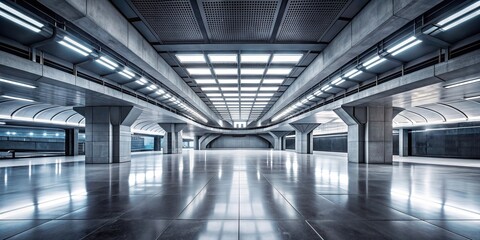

left=271, top=54, right=303, bottom=63
left=187, top=68, right=211, bottom=75
left=266, top=68, right=292, bottom=75
left=240, top=54, right=270, bottom=63
left=259, top=86, right=278, bottom=91
left=201, top=87, right=219, bottom=91
left=214, top=68, right=237, bottom=75
left=241, top=68, right=265, bottom=75
left=195, top=79, right=216, bottom=84
left=262, top=79, right=284, bottom=84
left=241, top=79, right=261, bottom=84
left=208, top=54, right=237, bottom=63
left=175, top=54, right=206, bottom=63
left=218, top=79, right=238, bottom=84
left=221, top=87, right=238, bottom=91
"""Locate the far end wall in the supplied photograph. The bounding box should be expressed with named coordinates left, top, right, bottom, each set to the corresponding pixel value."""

left=208, top=135, right=271, bottom=149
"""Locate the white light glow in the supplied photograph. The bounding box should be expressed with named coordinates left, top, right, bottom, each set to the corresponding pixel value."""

left=0, top=78, right=36, bottom=88
left=257, top=93, right=273, bottom=97
left=202, top=87, right=219, bottom=91
left=187, top=68, right=211, bottom=75
left=63, top=36, right=92, bottom=53
left=344, top=69, right=359, bottom=78
left=465, top=95, right=480, bottom=100
left=58, top=40, right=89, bottom=56
left=241, top=79, right=261, bottom=84
left=136, top=78, right=148, bottom=85
left=437, top=1, right=480, bottom=26
left=175, top=54, right=206, bottom=63
left=444, top=78, right=480, bottom=88
left=96, top=58, right=116, bottom=70
left=241, top=87, right=257, bottom=91
left=0, top=2, right=44, bottom=32
left=218, top=79, right=237, bottom=84
left=206, top=93, right=222, bottom=97
left=263, top=79, right=283, bottom=84
left=208, top=54, right=237, bottom=63
left=271, top=54, right=303, bottom=63
left=195, top=79, right=216, bottom=84
left=349, top=70, right=363, bottom=78
left=214, top=68, right=237, bottom=75
left=391, top=40, right=422, bottom=56
left=266, top=68, right=292, bottom=75
left=365, top=58, right=387, bottom=69
left=241, top=54, right=270, bottom=63
left=119, top=69, right=135, bottom=79
left=2, top=95, right=34, bottom=102
left=222, top=87, right=238, bottom=91
left=387, top=36, right=417, bottom=53
left=441, top=9, right=480, bottom=31
left=241, top=68, right=265, bottom=75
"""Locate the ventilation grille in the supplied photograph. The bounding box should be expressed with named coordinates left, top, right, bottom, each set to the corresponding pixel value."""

left=277, top=0, right=348, bottom=42
left=201, top=0, right=279, bottom=42
left=131, top=0, right=204, bottom=42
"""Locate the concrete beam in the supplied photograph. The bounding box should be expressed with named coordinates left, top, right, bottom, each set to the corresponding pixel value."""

left=261, top=0, right=443, bottom=122
left=39, top=0, right=221, bottom=124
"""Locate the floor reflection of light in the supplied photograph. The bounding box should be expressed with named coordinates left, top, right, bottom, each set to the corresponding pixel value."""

left=0, top=205, right=35, bottom=219
left=4, top=170, right=7, bottom=186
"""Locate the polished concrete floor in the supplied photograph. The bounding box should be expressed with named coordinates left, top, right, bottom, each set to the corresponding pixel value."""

left=0, top=150, right=479, bottom=239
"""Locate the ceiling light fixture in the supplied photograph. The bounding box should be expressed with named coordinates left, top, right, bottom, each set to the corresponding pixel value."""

left=465, top=95, right=480, bottom=100
left=0, top=2, right=44, bottom=32
left=95, top=56, right=118, bottom=70
left=266, top=68, right=292, bottom=75
left=221, top=87, right=238, bottom=91
left=387, top=36, right=422, bottom=56
left=58, top=36, right=92, bottom=56
left=241, top=68, right=265, bottom=75
left=119, top=68, right=135, bottom=79
left=241, top=79, right=261, bottom=84
left=195, top=79, right=216, bottom=84
left=241, top=87, right=258, bottom=91
left=136, top=77, right=148, bottom=85
left=0, top=78, right=36, bottom=88
left=437, top=1, right=480, bottom=30
left=271, top=54, right=303, bottom=63
left=441, top=8, right=480, bottom=31
left=262, top=79, right=283, bottom=84
left=444, top=78, right=480, bottom=88
left=175, top=54, right=206, bottom=63
left=187, top=68, right=211, bottom=75
left=218, top=79, right=237, bottom=84
left=202, top=87, right=219, bottom=91
left=208, top=54, right=237, bottom=63
left=2, top=95, right=34, bottom=102
left=259, top=87, right=278, bottom=91
left=241, top=54, right=270, bottom=63
left=214, top=68, right=237, bottom=75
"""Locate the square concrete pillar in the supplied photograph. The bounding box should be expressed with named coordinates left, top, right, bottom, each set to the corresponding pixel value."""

left=74, top=106, right=142, bottom=164
left=154, top=136, right=162, bottom=151
left=269, top=131, right=291, bottom=150
left=399, top=128, right=409, bottom=157
left=334, top=106, right=395, bottom=164
left=193, top=135, right=201, bottom=150
left=159, top=123, right=186, bottom=154
left=289, top=123, right=320, bottom=154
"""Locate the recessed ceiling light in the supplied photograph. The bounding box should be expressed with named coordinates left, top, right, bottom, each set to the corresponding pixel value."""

left=214, top=68, right=237, bottom=75
left=58, top=36, right=92, bottom=56
left=136, top=77, right=148, bottom=85
left=206, top=93, right=222, bottom=97
left=210, top=98, right=224, bottom=101
left=266, top=68, right=292, bottom=75
left=444, top=78, right=480, bottom=88
left=223, top=93, right=239, bottom=97
left=241, top=87, right=258, bottom=91
left=257, top=93, right=274, bottom=97
left=95, top=56, right=118, bottom=70
left=255, top=98, right=270, bottom=101
left=221, top=87, right=237, bottom=91
left=0, top=2, right=44, bottom=32
left=260, top=87, right=278, bottom=91
left=195, top=79, right=216, bottom=84
left=241, top=79, right=261, bottom=84
left=119, top=69, right=135, bottom=79
left=212, top=101, right=226, bottom=105
left=241, top=68, right=265, bottom=75
left=241, top=98, right=255, bottom=101
left=224, top=98, right=239, bottom=101
left=208, top=54, right=237, bottom=63
left=218, top=79, right=237, bottom=84
left=271, top=54, right=303, bottom=63
left=262, top=79, right=283, bottom=84
left=176, top=54, right=206, bottom=63
left=187, top=68, right=211, bottom=75
left=242, top=93, right=256, bottom=97
left=240, top=54, right=270, bottom=63
left=201, top=87, right=219, bottom=91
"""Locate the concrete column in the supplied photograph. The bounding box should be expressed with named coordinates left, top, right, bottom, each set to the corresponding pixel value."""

left=399, top=129, right=409, bottom=157
left=74, top=106, right=142, bottom=164
left=193, top=135, right=201, bottom=150
left=334, top=106, right=394, bottom=164
left=65, top=128, right=79, bottom=156
left=268, top=131, right=291, bottom=150
left=153, top=136, right=162, bottom=151
left=289, top=123, right=321, bottom=154
left=158, top=123, right=186, bottom=154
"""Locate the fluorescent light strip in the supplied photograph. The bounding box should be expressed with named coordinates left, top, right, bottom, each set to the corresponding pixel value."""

left=187, top=68, right=211, bottom=75
left=349, top=70, right=363, bottom=78
left=271, top=54, right=303, bottom=63
left=241, top=68, right=265, bottom=75
left=365, top=58, right=386, bottom=69
left=444, top=78, right=480, bottom=88
left=465, top=95, right=480, bottom=100
left=263, top=79, right=283, bottom=84
left=437, top=1, right=480, bottom=26
left=391, top=40, right=422, bottom=56
left=0, top=3, right=43, bottom=28
left=218, top=79, right=237, bottom=84
left=387, top=36, right=417, bottom=54
left=63, top=36, right=92, bottom=53
left=241, top=54, right=270, bottom=63
left=58, top=41, right=89, bottom=56
left=175, top=54, right=206, bottom=63
left=441, top=9, right=480, bottom=31
left=202, top=87, right=219, bottom=91
left=136, top=78, right=148, bottom=85
left=99, top=56, right=118, bottom=68
left=214, top=68, right=237, bottom=75
left=260, top=87, right=278, bottom=91
left=95, top=59, right=116, bottom=70
left=208, top=54, right=237, bottom=63
left=195, top=79, right=216, bottom=84
left=344, top=69, right=359, bottom=78
left=241, top=79, right=261, bottom=84
left=2, top=95, right=34, bottom=102
left=0, top=78, right=36, bottom=88
left=266, top=68, right=292, bottom=75
left=0, top=10, right=41, bottom=32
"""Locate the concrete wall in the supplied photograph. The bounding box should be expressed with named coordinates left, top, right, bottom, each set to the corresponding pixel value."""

left=313, top=134, right=348, bottom=153
left=209, top=135, right=271, bottom=149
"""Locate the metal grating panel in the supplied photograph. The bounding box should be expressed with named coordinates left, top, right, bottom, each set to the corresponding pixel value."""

left=131, top=0, right=204, bottom=42
left=201, top=0, right=280, bottom=42
left=277, top=0, right=349, bottom=42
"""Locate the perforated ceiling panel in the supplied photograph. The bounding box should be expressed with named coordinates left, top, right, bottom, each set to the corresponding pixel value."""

left=201, top=0, right=280, bottom=42
left=131, top=0, right=204, bottom=42
left=277, top=0, right=349, bottom=42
